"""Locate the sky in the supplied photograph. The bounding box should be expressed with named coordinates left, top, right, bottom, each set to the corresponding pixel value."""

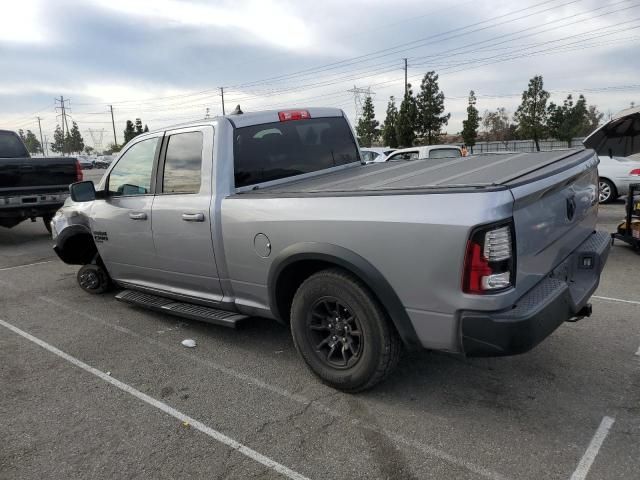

left=1, top=0, right=639, bottom=150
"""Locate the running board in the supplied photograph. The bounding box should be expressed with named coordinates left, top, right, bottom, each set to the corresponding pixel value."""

left=115, top=290, right=248, bottom=328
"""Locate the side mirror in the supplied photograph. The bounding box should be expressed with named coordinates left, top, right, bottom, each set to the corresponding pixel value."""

left=70, top=181, right=96, bottom=202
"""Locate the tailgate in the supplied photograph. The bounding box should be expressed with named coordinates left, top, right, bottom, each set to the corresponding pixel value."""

left=509, top=150, right=600, bottom=294
left=0, top=157, right=77, bottom=192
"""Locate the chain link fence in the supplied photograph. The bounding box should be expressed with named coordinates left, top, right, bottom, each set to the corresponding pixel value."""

left=466, top=138, right=586, bottom=154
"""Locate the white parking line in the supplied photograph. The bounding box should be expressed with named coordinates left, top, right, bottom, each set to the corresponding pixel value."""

left=38, top=296, right=510, bottom=480
left=0, top=260, right=53, bottom=271
left=569, top=416, right=615, bottom=480
left=592, top=295, right=640, bottom=306
left=0, top=318, right=311, bottom=480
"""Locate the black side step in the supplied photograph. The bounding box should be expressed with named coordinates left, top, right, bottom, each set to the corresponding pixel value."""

left=115, top=290, right=248, bottom=328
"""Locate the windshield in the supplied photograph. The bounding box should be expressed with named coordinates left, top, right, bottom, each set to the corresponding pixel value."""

left=0, top=131, right=29, bottom=158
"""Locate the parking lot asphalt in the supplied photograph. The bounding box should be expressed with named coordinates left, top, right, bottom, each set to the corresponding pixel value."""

left=1, top=201, right=638, bottom=480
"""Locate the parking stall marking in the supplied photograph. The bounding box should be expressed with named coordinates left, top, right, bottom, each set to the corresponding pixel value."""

left=0, top=317, right=311, bottom=480
left=569, top=416, right=615, bottom=480
left=37, top=296, right=511, bottom=480
left=592, top=295, right=640, bottom=306
left=0, top=260, right=53, bottom=271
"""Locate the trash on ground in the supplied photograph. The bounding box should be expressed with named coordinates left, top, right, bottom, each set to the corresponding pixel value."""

left=181, top=339, right=196, bottom=348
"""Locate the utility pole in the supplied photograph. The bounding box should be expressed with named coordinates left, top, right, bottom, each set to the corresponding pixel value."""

left=220, top=87, right=226, bottom=115
left=109, top=105, right=118, bottom=147
left=44, top=135, right=49, bottom=156
left=60, top=96, right=65, bottom=155
left=403, top=58, right=408, bottom=99
left=36, top=116, right=45, bottom=157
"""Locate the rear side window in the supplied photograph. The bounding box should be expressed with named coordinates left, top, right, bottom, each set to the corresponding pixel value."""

left=162, top=132, right=203, bottom=194
left=233, top=117, right=359, bottom=188
left=428, top=148, right=461, bottom=159
left=388, top=151, right=419, bottom=161
left=0, top=131, right=28, bottom=158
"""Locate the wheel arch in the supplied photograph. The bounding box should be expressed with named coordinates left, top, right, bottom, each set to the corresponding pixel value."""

left=53, top=224, right=99, bottom=265
left=267, top=242, right=421, bottom=349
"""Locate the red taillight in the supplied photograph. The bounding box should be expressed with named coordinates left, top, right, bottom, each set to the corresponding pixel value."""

left=462, top=222, right=515, bottom=294
left=278, top=110, right=311, bottom=122
left=463, top=241, right=494, bottom=294
left=75, top=160, right=83, bottom=182
left=630, top=168, right=640, bottom=176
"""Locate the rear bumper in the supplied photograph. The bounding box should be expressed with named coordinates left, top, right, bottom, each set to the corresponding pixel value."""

left=460, top=230, right=610, bottom=356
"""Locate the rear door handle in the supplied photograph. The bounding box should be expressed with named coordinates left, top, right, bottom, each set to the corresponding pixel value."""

left=129, top=212, right=147, bottom=220
left=181, top=212, right=205, bottom=222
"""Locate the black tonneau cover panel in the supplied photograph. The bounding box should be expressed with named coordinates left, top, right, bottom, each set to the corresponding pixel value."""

left=245, top=149, right=594, bottom=195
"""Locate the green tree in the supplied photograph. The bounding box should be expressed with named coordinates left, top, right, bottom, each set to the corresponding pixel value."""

left=104, top=143, right=122, bottom=154
left=355, top=96, right=380, bottom=147
left=50, top=125, right=65, bottom=154
left=461, top=90, right=479, bottom=151
left=18, top=129, right=26, bottom=142
left=514, top=75, right=549, bottom=151
left=66, top=121, right=85, bottom=153
left=481, top=107, right=516, bottom=144
left=123, top=120, right=136, bottom=144
left=135, top=118, right=144, bottom=134
left=84, top=146, right=94, bottom=155
left=547, top=94, right=590, bottom=147
left=583, top=104, right=603, bottom=136
left=23, top=130, right=42, bottom=155
left=416, top=71, right=450, bottom=145
left=381, top=96, right=399, bottom=148
left=396, top=84, right=418, bottom=147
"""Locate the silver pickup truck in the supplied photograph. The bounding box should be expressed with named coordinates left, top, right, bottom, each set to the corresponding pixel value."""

left=51, top=107, right=610, bottom=391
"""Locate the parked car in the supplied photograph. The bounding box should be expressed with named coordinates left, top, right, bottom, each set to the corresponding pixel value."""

left=77, top=155, right=94, bottom=170
left=360, top=147, right=396, bottom=163
left=0, top=129, right=82, bottom=232
left=386, top=145, right=462, bottom=161
left=51, top=108, right=609, bottom=392
left=583, top=106, right=640, bottom=203
left=95, top=155, right=115, bottom=168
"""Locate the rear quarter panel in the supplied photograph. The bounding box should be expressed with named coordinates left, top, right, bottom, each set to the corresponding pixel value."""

left=220, top=191, right=514, bottom=350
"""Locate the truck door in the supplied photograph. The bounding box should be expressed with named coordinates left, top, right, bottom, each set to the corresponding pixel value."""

left=150, top=126, right=223, bottom=302
left=90, top=135, right=161, bottom=285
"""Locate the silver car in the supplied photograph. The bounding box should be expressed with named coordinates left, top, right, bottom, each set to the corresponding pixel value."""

left=52, top=108, right=610, bottom=392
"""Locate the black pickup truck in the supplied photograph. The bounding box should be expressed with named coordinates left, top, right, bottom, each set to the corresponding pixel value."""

left=0, top=129, right=82, bottom=232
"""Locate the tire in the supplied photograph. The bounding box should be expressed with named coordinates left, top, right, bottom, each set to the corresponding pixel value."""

left=42, top=214, right=53, bottom=234
left=290, top=268, right=401, bottom=392
left=77, top=264, right=110, bottom=294
left=598, top=178, right=617, bottom=204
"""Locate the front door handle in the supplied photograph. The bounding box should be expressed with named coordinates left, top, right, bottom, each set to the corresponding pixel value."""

left=129, top=212, right=147, bottom=220
left=181, top=212, right=205, bottom=222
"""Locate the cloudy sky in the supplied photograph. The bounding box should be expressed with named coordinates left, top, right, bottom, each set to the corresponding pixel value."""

left=2, top=0, right=639, bottom=149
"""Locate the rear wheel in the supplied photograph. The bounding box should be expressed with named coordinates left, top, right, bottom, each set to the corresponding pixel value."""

left=598, top=178, right=617, bottom=204
left=290, top=268, right=401, bottom=392
left=77, top=264, right=110, bottom=294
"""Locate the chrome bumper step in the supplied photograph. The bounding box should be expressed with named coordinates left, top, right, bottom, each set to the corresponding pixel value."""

left=115, top=290, right=248, bottom=328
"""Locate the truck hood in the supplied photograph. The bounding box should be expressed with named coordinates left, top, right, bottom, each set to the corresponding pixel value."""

left=583, top=106, right=640, bottom=158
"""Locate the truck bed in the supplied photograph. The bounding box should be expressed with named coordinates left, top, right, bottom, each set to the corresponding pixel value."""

left=243, top=149, right=593, bottom=196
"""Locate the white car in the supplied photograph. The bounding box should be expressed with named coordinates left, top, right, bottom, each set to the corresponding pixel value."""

left=583, top=106, right=640, bottom=203
left=596, top=154, right=640, bottom=203
left=360, top=147, right=396, bottom=163
left=385, top=145, right=462, bottom=161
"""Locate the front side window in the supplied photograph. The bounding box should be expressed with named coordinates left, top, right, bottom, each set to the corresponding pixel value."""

left=162, top=132, right=203, bottom=194
left=233, top=117, right=359, bottom=188
left=108, top=138, right=158, bottom=196
left=428, top=148, right=461, bottom=159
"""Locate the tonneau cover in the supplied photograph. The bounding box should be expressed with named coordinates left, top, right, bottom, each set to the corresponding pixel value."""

left=245, top=149, right=594, bottom=195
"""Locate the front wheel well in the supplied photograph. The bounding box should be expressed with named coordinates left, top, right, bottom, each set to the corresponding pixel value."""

left=56, top=232, right=98, bottom=265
